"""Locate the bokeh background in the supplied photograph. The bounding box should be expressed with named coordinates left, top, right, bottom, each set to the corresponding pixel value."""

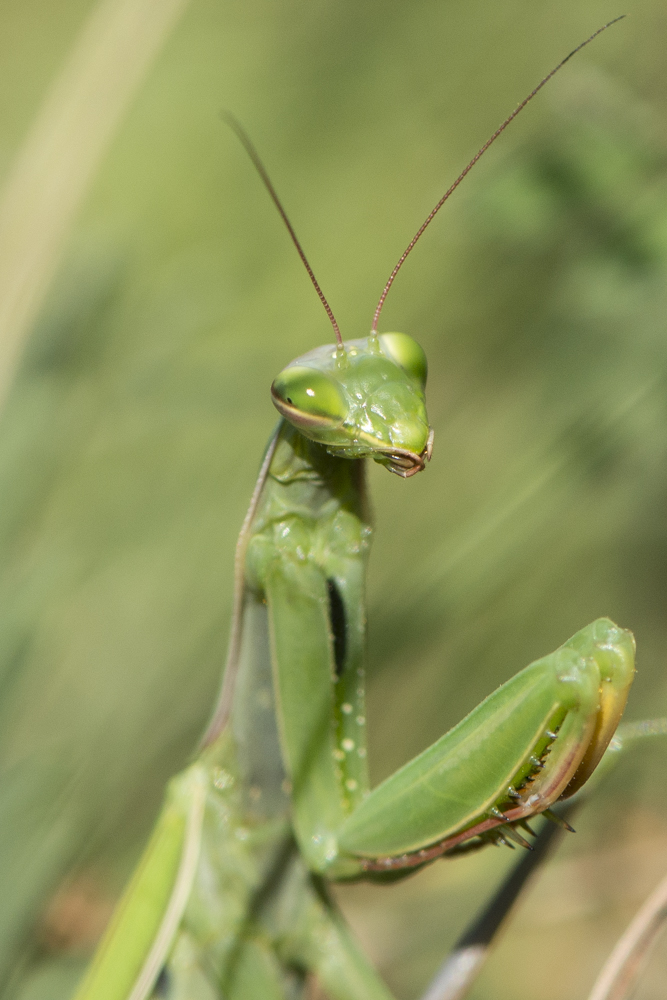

left=1, top=1, right=667, bottom=998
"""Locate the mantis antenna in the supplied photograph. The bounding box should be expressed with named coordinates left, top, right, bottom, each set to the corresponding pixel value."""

left=371, top=16, right=626, bottom=334
left=223, top=111, right=345, bottom=351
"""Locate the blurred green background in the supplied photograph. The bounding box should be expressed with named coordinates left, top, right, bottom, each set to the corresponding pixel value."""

left=1, top=0, right=667, bottom=997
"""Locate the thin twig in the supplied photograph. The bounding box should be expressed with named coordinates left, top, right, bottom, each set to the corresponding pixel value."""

left=419, top=806, right=576, bottom=1000
left=587, top=871, right=667, bottom=1000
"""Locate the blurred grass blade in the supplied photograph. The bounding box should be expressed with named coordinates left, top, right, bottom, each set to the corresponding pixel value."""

left=587, top=871, right=667, bottom=1000
left=0, top=0, right=190, bottom=414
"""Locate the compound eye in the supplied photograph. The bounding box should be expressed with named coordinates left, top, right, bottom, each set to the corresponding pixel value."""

left=379, top=332, right=427, bottom=388
left=271, top=365, right=348, bottom=428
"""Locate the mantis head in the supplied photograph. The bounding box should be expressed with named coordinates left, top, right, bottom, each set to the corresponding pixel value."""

left=271, top=332, right=433, bottom=477
left=228, top=19, right=623, bottom=479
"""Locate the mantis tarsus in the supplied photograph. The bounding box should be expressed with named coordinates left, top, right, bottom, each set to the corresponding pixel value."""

left=71, top=18, right=655, bottom=1000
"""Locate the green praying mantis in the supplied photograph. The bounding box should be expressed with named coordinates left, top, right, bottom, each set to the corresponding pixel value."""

left=69, top=19, right=659, bottom=1000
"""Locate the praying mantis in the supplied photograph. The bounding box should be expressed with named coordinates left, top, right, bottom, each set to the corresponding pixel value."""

left=68, top=18, right=663, bottom=1000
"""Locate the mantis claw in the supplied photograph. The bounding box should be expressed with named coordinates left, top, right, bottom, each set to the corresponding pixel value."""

left=542, top=809, right=576, bottom=833
left=489, top=807, right=511, bottom=822
left=499, top=825, right=534, bottom=851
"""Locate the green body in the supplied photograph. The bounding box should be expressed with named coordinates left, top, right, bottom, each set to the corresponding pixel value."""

left=73, top=333, right=635, bottom=1000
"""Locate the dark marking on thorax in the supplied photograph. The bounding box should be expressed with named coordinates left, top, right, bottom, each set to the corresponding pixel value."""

left=326, top=578, right=347, bottom=677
